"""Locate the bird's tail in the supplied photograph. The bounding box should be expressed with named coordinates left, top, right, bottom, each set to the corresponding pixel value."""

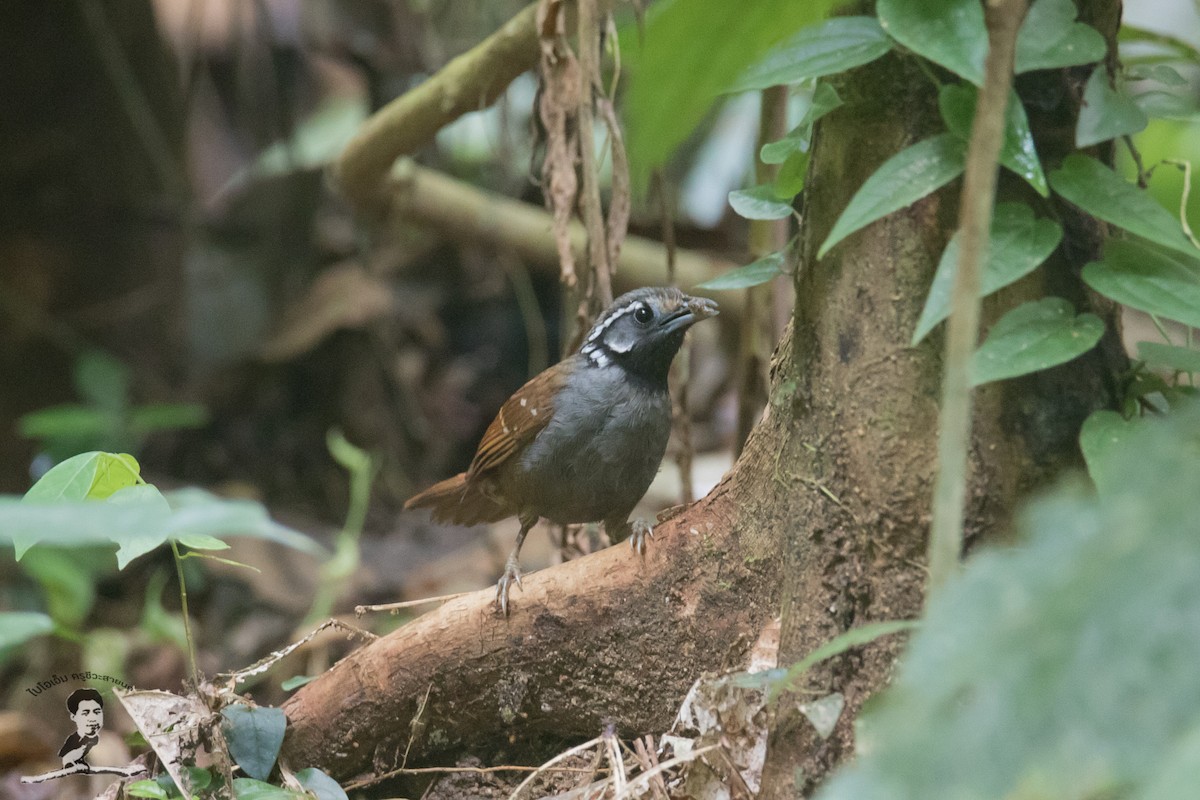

left=403, top=473, right=510, bottom=526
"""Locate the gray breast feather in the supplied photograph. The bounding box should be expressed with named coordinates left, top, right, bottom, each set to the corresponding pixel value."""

left=515, top=362, right=671, bottom=523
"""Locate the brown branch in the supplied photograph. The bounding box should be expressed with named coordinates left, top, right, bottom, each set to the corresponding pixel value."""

left=280, top=464, right=778, bottom=785
left=387, top=160, right=745, bottom=316
left=333, top=2, right=542, bottom=211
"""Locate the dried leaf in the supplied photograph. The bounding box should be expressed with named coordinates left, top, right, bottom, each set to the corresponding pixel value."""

left=261, top=263, right=394, bottom=361
left=115, top=689, right=217, bottom=799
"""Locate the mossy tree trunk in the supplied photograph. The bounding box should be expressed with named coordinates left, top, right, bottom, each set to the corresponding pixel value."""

left=282, top=1, right=1126, bottom=794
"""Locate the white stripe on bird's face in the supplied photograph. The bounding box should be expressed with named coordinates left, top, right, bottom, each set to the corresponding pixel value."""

left=585, top=301, right=643, bottom=344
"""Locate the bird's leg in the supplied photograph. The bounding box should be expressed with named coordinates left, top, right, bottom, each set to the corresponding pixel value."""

left=496, top=513, right=537, bottom=616
left=605, top=517, right=654, bottom=555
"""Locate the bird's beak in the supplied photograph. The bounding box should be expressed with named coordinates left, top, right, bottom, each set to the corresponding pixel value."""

left=658, top=296, right=720, bottom=334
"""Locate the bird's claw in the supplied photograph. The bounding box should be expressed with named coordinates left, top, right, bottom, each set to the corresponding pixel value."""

left=495, top=560, right=524, bottom=616
left=629, top=518, right=654, bottom=555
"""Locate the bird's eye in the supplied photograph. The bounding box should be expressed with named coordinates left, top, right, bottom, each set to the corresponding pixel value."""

left=633, top=305, right=654, bottom=325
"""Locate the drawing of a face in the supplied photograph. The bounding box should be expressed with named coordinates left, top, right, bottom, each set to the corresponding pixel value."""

left=71, top=699, right=103, bottom=738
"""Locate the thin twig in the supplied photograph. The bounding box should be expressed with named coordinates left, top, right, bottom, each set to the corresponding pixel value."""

left=632, top=735, right=669, bottom=800
left=604, top=728, right=628, bottom=794
left=355, top=590, right=474, bottom=616
left=927, top=0, right=1029, bottom=595
left=170, top=541, right=200, bottom=686
left=612, top=744, right=719, bottom=800
left=1163, top=159, right=1200, bottom=249
left=509, top=736, right=605, bottom=800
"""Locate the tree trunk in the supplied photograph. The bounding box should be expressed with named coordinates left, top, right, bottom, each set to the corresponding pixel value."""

left=281, top=1, right=1126, bottom=793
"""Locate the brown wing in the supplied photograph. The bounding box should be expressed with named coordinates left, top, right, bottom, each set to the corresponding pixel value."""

left=466, top=361, right=568, bottom=478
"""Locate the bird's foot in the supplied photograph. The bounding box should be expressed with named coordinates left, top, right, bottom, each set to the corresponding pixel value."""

left=495, top=558, right=524, bottom=616
left=629, top=518, right=654, bottom=555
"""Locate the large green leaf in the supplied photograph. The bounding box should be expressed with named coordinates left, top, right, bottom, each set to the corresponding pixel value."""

left=729, top=17, right=891, bottom=93
left=819, top=134, right=966, bottom=258
left=728, top=185, right=794, bottom=220
left=877, top=0, right=986, bottom=86
left=1014, top=0, right=1107, bottom=73
left=696, top=251, right=786, bottom=290
left=1138, top=342, right=1200, bottom=374
left=969, top=298, right=1104, bottom=386
left=1076, top=67, right=1149, bottom=147
left=622, top=0, right=839, bottom=187
left=1049, top=155, right=1197, bottom=258
left=2, top=486, right=322, bottom=565
left=0, top=611, right=54, bottom=650
left=1082, top=238, right=1200, bottom=329
left=938, top=84, right=1048, bottom=196
left=816, top=404, right=1200, bottom=800
left=223, top=704, right=287, bottom=782
left=912, top=203, right=1062, bottom=345
left=23, top=451, right=141, bottom=503
left=1079, top=410, right=1151, bottom=496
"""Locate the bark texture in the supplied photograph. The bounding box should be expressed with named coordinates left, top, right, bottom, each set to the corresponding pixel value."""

left=283, top=1, right=1126, bottom=794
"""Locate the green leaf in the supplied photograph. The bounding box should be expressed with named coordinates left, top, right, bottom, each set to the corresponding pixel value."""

left=1015, top=0, right=1107, bottom=73
left=1079, top=410, right=1150, bottom=496
left=770, top=620, right=917, bottom=701
left=696, top=251, right=787, bottom=290
left=773, top=150, right=808, bottom=197
left=0, top=611, right=54, bottom=650
left=22, top=451, right=141, bottom=503
left=20, top=549, right=100, bottom=628
left=18, top=406, right=113, bottom=442
left=819, top=134, right=966, bottom=258
left=912, top=203, right=1063, bottom=345
left=621, top=0, right=840, bottom=187
left=1127, top=64, right=1189, bottom=87
left=877, top=0, right=986, bottom=86
left=1076, top=67, right=1149, bottom=147
left=730, top=17, right=891, bottom=93
left=729, top=184, right=794, bottom=220
left=126, top=780, right=172, bottom=800
left=107, top=484, right=173, bottom=569
left=162, top=489, right=325, bottom=557
left=1133, top=90, right=1200, bottom=122
left=1138, top=342, right=1200, bottom=374
left=295, top=768, right=350, bottom=800
left=281, top=675, right=315, bottom=692
left=970, top=298, right=1104, bottom=386
left=232, top=778, right=305, bottom=800
left=89, top=453, right=142, bottom=500
left=938, top=84, right=1048, bottom=196
left=814, top=405, right=1200, bottom=800
left=222, top=705, right=287, bottom=782
left=24, top=452, right=102, bottom=503
left=760, top=82, right=842, bottom=165
left=1049, top=154, right=1198, bottom=258
left=1082, top=238, right=1200, bottom=329
left=2, top=486, right=320, bottom=566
